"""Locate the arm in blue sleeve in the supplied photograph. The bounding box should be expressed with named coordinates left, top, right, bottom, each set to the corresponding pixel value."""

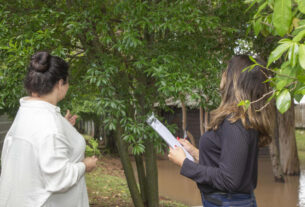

left=180, top=123, right=249, bottom=192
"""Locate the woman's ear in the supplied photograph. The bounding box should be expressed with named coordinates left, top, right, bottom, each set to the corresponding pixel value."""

left=58, top=79, right=64, bottom=88
left=60, top=79, right=64, bottom=85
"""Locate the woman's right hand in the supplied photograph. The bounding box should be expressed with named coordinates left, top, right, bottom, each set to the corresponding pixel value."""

left=83, top=156, right=98, bottom=172
left=178, top=139, right=199, bottom=161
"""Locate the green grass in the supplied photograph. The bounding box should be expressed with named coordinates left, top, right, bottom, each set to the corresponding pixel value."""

left=160, top=200, right=189, bottom=207
left=296, top=130, right=305, bottom=150
left=86, top=158, right=188, bottom=207
left=86, top=166, right=132, bottom=207
left=296, top=129, right=305, bottom=162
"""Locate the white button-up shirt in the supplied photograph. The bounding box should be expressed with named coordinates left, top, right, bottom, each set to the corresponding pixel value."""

left=0, top=98, right=89, bottom=207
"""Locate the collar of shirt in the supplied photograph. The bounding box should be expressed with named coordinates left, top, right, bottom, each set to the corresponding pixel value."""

left=20, top=97, right=61, bottom=113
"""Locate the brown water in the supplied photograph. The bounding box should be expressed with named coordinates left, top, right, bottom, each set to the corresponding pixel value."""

left=155, top=157, right=301, bottom=207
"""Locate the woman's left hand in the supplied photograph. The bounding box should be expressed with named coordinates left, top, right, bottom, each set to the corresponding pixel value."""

left=65, top=110, right=78, bottom=126
left=168, top=146, right=186, bottom=167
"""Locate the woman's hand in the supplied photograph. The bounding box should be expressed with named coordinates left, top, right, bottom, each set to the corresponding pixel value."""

left=178, top=139, right=199, bottom=161
left=65, top=110, right=78, bottom=126
left=83, top=156, right=98, bottom=172
left=168, top=146, right=186, bottom=167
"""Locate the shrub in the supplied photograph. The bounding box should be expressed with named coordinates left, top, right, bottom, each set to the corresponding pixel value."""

left=83, top=134, right=101, bottom=157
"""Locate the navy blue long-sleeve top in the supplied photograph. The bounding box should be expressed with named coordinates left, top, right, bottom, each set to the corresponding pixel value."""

left=180, top=118, right=259, bottom=194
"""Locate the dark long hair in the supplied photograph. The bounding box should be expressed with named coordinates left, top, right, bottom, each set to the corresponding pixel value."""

left=207, top=55, right=275, bottom=147
left=24, top=51, right=69, bottom=96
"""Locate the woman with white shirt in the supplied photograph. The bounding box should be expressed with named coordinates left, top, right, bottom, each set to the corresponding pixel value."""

left=0, top=51, right=98, bottom=207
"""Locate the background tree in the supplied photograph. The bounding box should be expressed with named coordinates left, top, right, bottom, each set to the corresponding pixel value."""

left=0, top=0, right=255, bottom=206
left=245, top=0, right=305, bottom=175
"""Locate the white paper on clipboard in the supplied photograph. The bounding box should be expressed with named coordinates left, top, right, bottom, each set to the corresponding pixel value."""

left=146, top=114, right=194, bottom=162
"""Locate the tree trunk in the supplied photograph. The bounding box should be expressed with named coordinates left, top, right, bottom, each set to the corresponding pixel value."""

left=204, top=111, right=209, bottom=132
left=134, top=67, right=159, bottom=207
left=135, top=155, right=148, bottom=206
left=105, top=131, right=117, bottom=153
left=144, top=140, right=159, bottom=207
left=278, top=102, right=300, bottom=175
left=269, top=127, right=285, bottom=182
left=181, top=100, right=187, bottom=138
left=93, top=116, right=101, bottom=139
left=186, top=131, right=196, bottom=146
left=269, top=141, right=285, bottom=182
left=200, top=106, right=204, bottom=136
left=114, top=125, right=144, bottom=207
left=181, top=100, right=196, bottom=145
left=269, top=108, right=285, bottom=182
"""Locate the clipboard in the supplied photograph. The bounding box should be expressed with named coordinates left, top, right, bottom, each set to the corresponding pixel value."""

left=146, top=114, right=194, bottom=162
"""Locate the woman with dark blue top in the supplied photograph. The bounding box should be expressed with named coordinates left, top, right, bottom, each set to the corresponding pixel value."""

left=168, top=55, right=275, bottom=207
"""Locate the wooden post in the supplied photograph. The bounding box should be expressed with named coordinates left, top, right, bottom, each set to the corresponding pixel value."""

left=181, top=100, right=196, bottom=146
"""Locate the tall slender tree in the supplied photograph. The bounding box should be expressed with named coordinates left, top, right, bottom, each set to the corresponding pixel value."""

left=0, top=0, right=255, bottom=206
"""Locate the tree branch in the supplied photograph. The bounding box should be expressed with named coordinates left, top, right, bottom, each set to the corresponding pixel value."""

left=251, top=90, right=275, bottom=104
left=255, top=101, right=271, bottom=112
left=256, top=63, right=298, bottom=80
left=67, top=50, right=85, bottom=62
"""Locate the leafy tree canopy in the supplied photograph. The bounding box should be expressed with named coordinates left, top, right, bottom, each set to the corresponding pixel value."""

left=246, top=0, right=305, bottom=113
left=0, top=0, right=252, bottom=152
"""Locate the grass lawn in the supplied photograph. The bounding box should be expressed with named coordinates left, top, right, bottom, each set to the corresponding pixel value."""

left=86, top=155, right=188, bottom=207
left=296, top=129, right=305, bottom=162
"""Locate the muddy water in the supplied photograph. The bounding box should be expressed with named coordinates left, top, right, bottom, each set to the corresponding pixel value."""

left=156, top=156, right=301, bottom=207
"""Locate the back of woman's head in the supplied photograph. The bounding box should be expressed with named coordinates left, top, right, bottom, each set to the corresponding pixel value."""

left=208, top=55, right=275, bottom=147
left=24, top=51, right=69, bottom=96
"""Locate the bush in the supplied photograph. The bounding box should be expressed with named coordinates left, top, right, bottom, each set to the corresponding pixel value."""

left=83, top=134, right=101, bottom=157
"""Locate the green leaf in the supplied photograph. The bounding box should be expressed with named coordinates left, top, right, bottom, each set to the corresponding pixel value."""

left=254, top=18, right=262, bottom=36
left=245, top=0, right=259, bottom=14
left=296, top=0, right=305, bottom=14
left=273, top=0, right=292, bottom=37
left=276, top=80, right=288, bottom=90
left=276, top=89, right=291, bottom=113
left=297, top=74, right=305, bottom=83
left=295, top=86, right=305, bottom=95
left=295, top=94, right=303, bottom=102
left=276, top=62, right=296, bottom=83
left=267, top=92, right=276, bottom=102
left=275, top=64, right=295, bottom=90
left=299, top=44, right=305, bottom=69
left=254, top=2, right=268, bottom=18
left=288, top=43, right=298, bottom=67
left=242, top=64, right=256, bottom=72
left=279, top=38, right=293, bottom=44
left=293, top=30, right=305, bottom=42
left=249, top=56, right=257, bottom=64
left=267, top=41, right=292, bottom=66
left=238, top=100, right=251, bottom=110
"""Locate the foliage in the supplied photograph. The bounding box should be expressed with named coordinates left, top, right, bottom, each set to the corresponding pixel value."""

left=0, top=0, right=255, bottom=206
left=83, top=134, right=101, bottom=157
left=0, top=0, right=252, bottom=155
left=246, top=0, right=305, bottom=113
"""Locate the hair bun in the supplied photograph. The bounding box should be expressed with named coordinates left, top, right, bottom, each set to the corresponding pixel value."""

left=30, top=52, right=50, bottom=73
